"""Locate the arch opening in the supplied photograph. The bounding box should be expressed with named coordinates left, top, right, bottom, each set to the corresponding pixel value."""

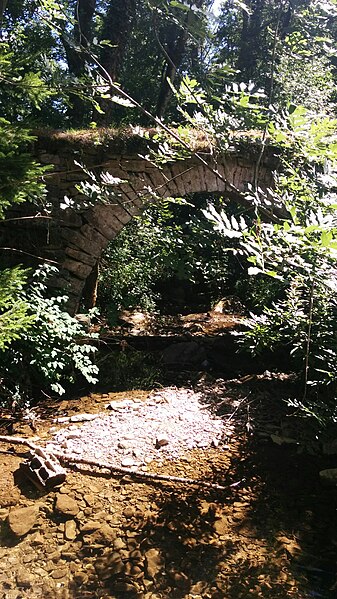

left=89, top=189, right=266, bottom=331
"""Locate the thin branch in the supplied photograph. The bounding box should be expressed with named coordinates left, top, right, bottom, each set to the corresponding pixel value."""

left=0, top=435, right=41, bottom=452
left=0, top=215, right=53, bottom=224
left=53, top=451, right=231, bottom=491
left=74, top=42, right=281, bottom=220
left=0, top=248, right=59, bottom=263
left=34, top=0, right=283, bottom=221
left=303, top=279, right=315, bottom=402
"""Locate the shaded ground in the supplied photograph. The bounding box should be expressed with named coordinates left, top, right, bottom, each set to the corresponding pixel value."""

left=1, top=376, right=337, bottom=599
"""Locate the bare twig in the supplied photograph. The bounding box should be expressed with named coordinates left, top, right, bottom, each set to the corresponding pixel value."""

left=34, top=0, right=284, bottom=221
left=0, top=215, right=52, bottom=224
left=303, top=279, right=315, bottom=402
left=0, top=248, right=59, bottom=263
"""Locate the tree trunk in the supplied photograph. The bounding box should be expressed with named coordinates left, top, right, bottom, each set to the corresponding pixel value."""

left=156, top=20, right=190, bottom=119
left=97, top=0, right=137, bottom=125
left=237, top=0, right=263, bottom=82
left=0, top=0, right=8, bottom=32
left=62, top=0, right=97, bottom=126
left=81, top=261, right=99, bottom=310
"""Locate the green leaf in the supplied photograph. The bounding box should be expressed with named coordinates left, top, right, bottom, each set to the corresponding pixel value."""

left=111, top=95, right=135, bottom=108
left=248, top=267, right=263, bottom=276
left=321, top=230, right=333, bottom=247
left=170, top=1, right=189, bottom=10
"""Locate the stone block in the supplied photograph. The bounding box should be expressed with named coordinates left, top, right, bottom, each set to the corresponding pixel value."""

left=122, top=184, right=144, bottom=206
left=47, top=274, right=84, bottom=296
left=183, top=165, right=201, bottom=194
left=120, top=159, right=149, bottom=172
left=170, top=164, right=187, bottom=196
left=118, top=186, right=143, bottom=211
left=40, top=249, right=66, bottom=263
left=65, top=247, right=97, bottom=266
left=105, top=203, right=133, bottom=225
left=62, top=259, right=93, bottom=280
left=204, top=168, right=220, bottom=193
left=104, top=167, right=128, bottom=183
left=146, top=169, right=168, bottom=197
left=61, top=229, right=104, bottom=258
left=55, top=208, right=83, bottom=228
left=39, top=153, right=61, bottom=165
left=83, top=209, right=120, bottom=241
left=64, top=172, right=88, bottom=182
left=232, top=166, right=246, bottom=190
left=81, top=223, right=109, bottom=247
left=162, top=165, right=180, bottom=196
left=188, top=166, right=204, bottom=195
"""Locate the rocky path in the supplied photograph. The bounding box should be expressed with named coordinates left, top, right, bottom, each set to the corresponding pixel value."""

left=0, top=380, right=337, bottom=598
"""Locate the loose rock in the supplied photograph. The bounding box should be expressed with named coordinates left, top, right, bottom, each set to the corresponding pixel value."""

left=319, top=468, right=337, bottom=485
left=8, top=505, right=39, bottom=537
left=155, top=436, right=169, bottom=448
left=123, top=506, right=135, bottom=519
left=16, top=567, right=34, bottom=588
left=55, top=494, right=79, bottom=517
left=145, top=548, right=164, bottom=579
left=64, top=519, right=77, bottom=540
left=51, top=568, right=68, bottom=579
left=80, top=520, right=101, bottom=533
left=121, top=457, right=136, bottom=467
left=82, top=523, right=116, bottom=545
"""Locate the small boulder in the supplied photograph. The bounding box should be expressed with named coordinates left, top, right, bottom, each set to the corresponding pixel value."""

left=121, top=457, right=135, bottom=468
left=123, top=506, right=135, bottom=519
left=155, top=437, right=169, bottom=449
left=16, top=567, right=34, bottom=587
left=82, top=523, right=116, bottom=545
left=319, top=468, right=337, bottom=485
left=8, top=505, right=39, bottom=537
left=55, top=494, right=79, bottom=517
left=64, top=519, right=77, bottom=540
left=80, top=520, right=101, bottom=533
left=145, top=548, right=164, bottom=579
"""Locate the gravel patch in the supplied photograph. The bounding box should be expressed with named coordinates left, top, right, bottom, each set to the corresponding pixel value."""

left=46, top=388, right=225, bottom=469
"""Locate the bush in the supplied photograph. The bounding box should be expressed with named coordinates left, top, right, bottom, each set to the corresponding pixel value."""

left=98, top=199, right=231, bottom=320
left=0, top=266, right=99, bottom=407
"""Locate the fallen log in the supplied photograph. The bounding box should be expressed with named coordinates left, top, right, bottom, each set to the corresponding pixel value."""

left=52, top=451, right=230, bottom=491
left=0, top=434, right=233, bottom=491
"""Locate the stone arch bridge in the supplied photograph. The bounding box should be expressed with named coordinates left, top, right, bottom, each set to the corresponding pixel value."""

left=1, top=129, right=279, bottom=313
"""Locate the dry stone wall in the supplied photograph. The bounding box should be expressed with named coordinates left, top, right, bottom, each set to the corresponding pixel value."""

left=1, top=130, right=278, bottom=313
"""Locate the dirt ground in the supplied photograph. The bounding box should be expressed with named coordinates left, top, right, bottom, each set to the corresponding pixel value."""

left=1, top=377, right=337, bottom=599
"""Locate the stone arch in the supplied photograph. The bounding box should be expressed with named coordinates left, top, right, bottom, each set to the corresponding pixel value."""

left=54, top=156, right=274, bottom=313
left=1, top=130, right=278, bottom=314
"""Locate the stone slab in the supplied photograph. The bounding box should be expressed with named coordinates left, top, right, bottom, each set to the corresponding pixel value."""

left=62, top=259, right=93, bottom=280
left=65, top=247, right=97, bottom=266
left=61, top=229, right=104, bottom=258
left=84, top=209, right=120, bottom=241
left=81, top=224, right=109, bottom=247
